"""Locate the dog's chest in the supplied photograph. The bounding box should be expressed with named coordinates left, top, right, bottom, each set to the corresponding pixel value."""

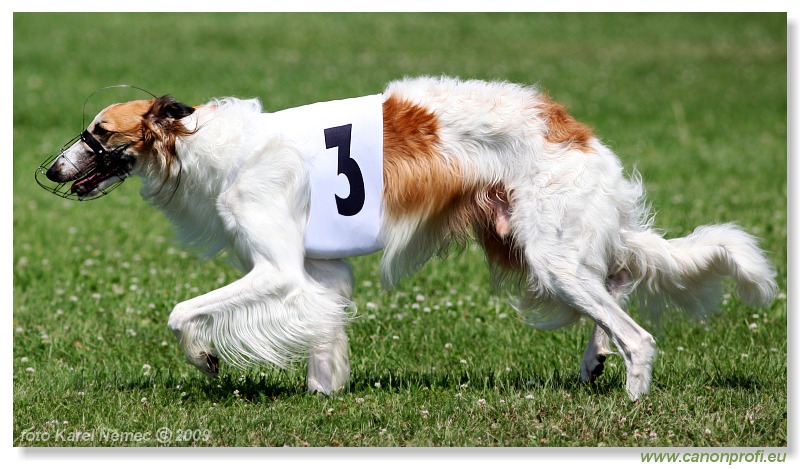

left=264, top=94, right=384, bottom=259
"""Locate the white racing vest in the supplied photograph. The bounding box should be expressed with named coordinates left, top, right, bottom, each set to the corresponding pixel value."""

left=262, top=94, right=384, bottom=259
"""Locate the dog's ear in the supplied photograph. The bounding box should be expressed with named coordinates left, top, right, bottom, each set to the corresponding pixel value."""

left=149, top=95, right=195, bottom=122
left=142, top=96, right=196, bottom=168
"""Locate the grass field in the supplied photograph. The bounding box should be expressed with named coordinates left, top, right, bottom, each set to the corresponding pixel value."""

left=12, top=13, right=787, bottom=448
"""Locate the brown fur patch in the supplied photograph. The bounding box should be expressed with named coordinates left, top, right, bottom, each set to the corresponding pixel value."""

left=100, top=97, right=194, bottom=177
left=101, top=99, right=154, bottom=150
left=382, top=95, right=462, bottom=218
left=143, top=96, right=196, bottom=175
left=382, top=95, right=523, bottom=272
left=537, top=95, right=594, bottom=152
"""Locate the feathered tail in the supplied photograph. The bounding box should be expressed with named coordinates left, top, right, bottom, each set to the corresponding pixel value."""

left=622, top=223, right=777, bottom=321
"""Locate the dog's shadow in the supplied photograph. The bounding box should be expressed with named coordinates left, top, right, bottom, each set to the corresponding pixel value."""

left=188, top=365, right=627, bottom=402
left=80, top=362, right=762, bottom=404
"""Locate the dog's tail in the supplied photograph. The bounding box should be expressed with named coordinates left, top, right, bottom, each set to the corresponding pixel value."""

left=621, top=223, right=777, bottom=321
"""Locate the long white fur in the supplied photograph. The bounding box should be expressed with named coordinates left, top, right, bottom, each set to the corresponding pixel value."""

left=64, top=76, right=776, bottom=400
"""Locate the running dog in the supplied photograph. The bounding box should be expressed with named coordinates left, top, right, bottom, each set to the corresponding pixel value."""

left=41, top=76, right=777, bottom=400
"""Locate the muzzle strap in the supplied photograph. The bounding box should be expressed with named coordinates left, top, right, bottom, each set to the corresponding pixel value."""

left=81, top=130, right=107, bottom=157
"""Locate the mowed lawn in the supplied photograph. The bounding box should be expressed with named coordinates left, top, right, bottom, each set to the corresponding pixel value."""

left=12, top=13, right=786, bottom=447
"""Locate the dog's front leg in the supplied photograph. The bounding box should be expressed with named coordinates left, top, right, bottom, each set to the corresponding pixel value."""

left=166, top=266, right=286, bottom=377
left=167, top=262, right=350, bottom=378
left=304, top=259, right=354, bottom=395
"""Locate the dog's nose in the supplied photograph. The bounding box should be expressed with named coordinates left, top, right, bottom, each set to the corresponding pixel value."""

left=46, top=164, right=62, bottom=182
left=46, top=161, right=70, bottom=183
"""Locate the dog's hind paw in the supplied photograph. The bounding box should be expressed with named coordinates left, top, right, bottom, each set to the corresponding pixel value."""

left=580, top=354, right=608, bottom=384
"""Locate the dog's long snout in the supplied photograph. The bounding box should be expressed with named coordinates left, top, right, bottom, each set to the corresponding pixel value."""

left=45, top=153, right=82, bottom=183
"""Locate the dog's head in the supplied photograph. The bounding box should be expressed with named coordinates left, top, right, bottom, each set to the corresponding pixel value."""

left=38, top=96, right=195, bottom=200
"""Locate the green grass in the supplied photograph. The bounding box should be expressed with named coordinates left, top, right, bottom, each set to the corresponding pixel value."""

left=13, top=13, right=787, bottom=447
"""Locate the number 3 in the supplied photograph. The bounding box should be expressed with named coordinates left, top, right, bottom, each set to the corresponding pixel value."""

left=324, top=124, right=365, bottom=216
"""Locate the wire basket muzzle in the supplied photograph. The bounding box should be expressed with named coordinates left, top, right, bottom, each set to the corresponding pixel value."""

left=34, top=133, right=128, bottom=201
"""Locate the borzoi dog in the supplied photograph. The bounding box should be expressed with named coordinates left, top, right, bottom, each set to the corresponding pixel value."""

left=40, top=76, right=776, bottom=400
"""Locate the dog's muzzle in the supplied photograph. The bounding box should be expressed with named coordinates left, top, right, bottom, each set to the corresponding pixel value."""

left=35, top=131, right=135, bottom=201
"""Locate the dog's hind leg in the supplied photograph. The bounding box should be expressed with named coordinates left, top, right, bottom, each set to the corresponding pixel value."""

left=580, top=323, right=614, bottom=384
left=580, top=270, right=633, bottom=383
left=518, top=238, right=655, bottom=399
left=547, top=267, right=656, bottom=400
left=304, top=259, right=354, bottom=395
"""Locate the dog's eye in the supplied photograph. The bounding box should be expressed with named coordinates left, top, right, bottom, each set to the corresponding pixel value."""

left=93, top=125, right=109, bottom=137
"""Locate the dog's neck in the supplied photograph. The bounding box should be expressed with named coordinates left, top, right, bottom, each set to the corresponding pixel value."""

left=138, top=105, right=241, bottom=258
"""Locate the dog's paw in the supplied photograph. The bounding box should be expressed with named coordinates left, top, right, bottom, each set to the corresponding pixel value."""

left=204, top=352, right=220, bottom=376
left=624, top=336, right=657, bottom=401
left=186, top=351, right=220, bottom=378
left=580, top=354, right=608, bottom=384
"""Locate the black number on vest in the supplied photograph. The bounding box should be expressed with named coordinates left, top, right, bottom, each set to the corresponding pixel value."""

left=324, top=124, right=364, bottom=216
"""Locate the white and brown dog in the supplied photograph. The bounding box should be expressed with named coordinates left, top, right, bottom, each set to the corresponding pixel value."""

left=41, top=76, right=777, bottom=400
